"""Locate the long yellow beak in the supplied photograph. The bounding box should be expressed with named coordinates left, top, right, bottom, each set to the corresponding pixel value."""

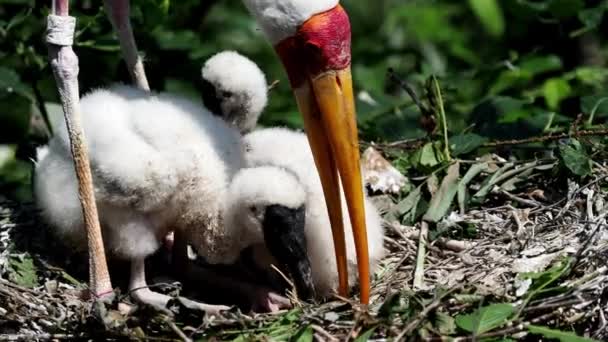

left=293, top=67, right=370, bottom=304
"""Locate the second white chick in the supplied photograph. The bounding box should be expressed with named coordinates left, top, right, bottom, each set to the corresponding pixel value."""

left=242, top=128, right=386, bottom=298
left=34, top=85, right=244, bottom=313
left=199, top=51, right=386, bottom=299
left=201, top=51, right=268, bottom=134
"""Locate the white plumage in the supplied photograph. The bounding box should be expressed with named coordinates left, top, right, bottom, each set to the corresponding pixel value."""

left=241, top=0, right=339, bottom=44
left=197, top=50, right=386, bottom=299
left=240, top=128, right=386, bottom=298
left=201, top=51, right=268, bottom=133
left=35, top=84, right=245, bottom=310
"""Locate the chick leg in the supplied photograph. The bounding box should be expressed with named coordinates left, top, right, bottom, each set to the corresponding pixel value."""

left=165, top=230, right=289, bottom=312
left=129, top=257, right=174, bottom=314
left=103, top=0, right=150, bottom=90
left=182, top=263, right=292, bottom=313
left=46, top=0, right=113, bottom=300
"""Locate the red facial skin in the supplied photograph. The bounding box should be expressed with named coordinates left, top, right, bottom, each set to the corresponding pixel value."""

left=275, top=5, right=352, bottom=88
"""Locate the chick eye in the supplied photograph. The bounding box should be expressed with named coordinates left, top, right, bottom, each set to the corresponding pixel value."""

left=222, top=90, right=233, bottom=98
left=249, top=205, right=257, bottom=213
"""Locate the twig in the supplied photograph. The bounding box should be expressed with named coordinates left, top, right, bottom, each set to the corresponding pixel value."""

left=387, top=68, right=427, bottom=116
left=400, top=230, right=474, bottom=252
left=397, top=286, right=461, bottom=339
left=499, top=190, right=540, bottom=208
left=311, top=324, right=339, bottom=342
left=431, top=76, right=451, bottom=161
left=268, top=79, right=280, bottom=91
left=413, top=222, right=429, bottom=290
left=165, top=318, right=192, bottom=342
left=370, top=128, right=608, bottom=152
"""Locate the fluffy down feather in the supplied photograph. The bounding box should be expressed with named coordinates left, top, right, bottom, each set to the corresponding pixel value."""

left=201, top=51, right=268, bottom=134
left=241, top=128, right=386, bottom=298
left=34, top=85, right=245, bottom=264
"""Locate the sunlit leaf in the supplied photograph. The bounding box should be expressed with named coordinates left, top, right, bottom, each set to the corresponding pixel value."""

left=455, top=303, right=514, bottom=334
left=8, top=254, right=38, bottom=288
left=450, top=133, right=488, bottom=156
left=558, top=139, right=591, bottom=177
left=423, top=162, right=460, bottom=222
left=292, top=325, right=313, bottom=342
left=467, top=0, right=505, bottom=37
left=542, top=78, right=571, bottom=110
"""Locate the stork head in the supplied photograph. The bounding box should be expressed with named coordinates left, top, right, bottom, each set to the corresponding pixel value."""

left=242, top=0, right=370, bottom=303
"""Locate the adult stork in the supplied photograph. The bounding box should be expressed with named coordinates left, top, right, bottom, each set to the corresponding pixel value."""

left=45, top=0, right=371, bottom=304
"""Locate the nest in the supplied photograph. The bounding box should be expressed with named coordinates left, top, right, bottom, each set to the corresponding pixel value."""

left=1, top=167, right=607, bottom=341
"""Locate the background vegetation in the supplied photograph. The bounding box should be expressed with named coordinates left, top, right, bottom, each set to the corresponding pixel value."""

left=2, top=0, right=608, bottom=201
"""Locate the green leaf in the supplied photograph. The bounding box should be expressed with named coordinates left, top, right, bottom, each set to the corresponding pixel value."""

left=542, top=78, right=571, bottom=110
left=581, top=94, right=608, bottom=121
left=434, top=312, right=456, bottom=335
left=467, top=0, right=505, bottom=37
left=472, top=163, right=512, bottom=201
left=519, top=55, right=563, bottom=75
left=458, top=163, right=488, bottom=214
left=548, top=0, right=584, bottom=18
left=420, top=142, right=441, bottom=167
left=291, top=325, right=313, bottom=342
left=388, top=185, right=422, bottom=224
left=578, top=7, right=604, bottom=31
left=0, top=92, right=31, bottom=144
left=354, top=326, right=377, bottom=342
left=455, top=303, right=514, bottom=334
left=558, top=139, right=592, bottom=177
left=520, top=257, right=571, bottom=299
left=528, top=325, right=598, bottom=342
left=378, top=293, right=401, bottom=319
left=0, top=66, right=32, bottom=98
left=450, top=133, right=488, bottom=156
left=423, top=162, right=460, bottom=222
left=8, top=254, right=38, bottom=288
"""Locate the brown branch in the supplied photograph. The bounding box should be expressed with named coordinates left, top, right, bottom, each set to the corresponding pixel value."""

left=368, top=128, right=608, bottom=152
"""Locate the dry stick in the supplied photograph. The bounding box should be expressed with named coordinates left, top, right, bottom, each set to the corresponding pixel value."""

left=413, top=221, right=429, bottom=290
left=47, top=0, right=112, bottom=298
left=104, top=0, right=150, bottom=90
left=373, top=128, right=608, bottom=152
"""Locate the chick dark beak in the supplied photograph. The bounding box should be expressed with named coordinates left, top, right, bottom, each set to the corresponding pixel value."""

left=262, top=205, right=315, bottom=299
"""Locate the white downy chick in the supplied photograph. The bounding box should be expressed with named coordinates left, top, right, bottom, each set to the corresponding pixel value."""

left=241, top=128, right=386, bottom=298
left=34, top=84, right=245, bottom=312
left=201, top=51, right=268, bottom=134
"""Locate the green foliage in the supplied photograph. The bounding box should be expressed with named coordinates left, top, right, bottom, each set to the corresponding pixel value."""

left=558, top=139, right=592, bottom=177
left=454, top=303, right=514, bottom=335
left=527, top=325, right=598, bottom=342
left=2, top=1, right=608, bottom=203
left=8, top=253, right=39, bottom=288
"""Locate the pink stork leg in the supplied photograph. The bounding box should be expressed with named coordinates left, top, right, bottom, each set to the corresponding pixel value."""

left=46, top=0, right=113, bottom=299
left=103, top=0, right=150, bottom=90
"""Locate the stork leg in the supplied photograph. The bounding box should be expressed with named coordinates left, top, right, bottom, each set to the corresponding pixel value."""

left=103, top=0, right=150, bottom=90
left=46, top=0, right=113, bottom=300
